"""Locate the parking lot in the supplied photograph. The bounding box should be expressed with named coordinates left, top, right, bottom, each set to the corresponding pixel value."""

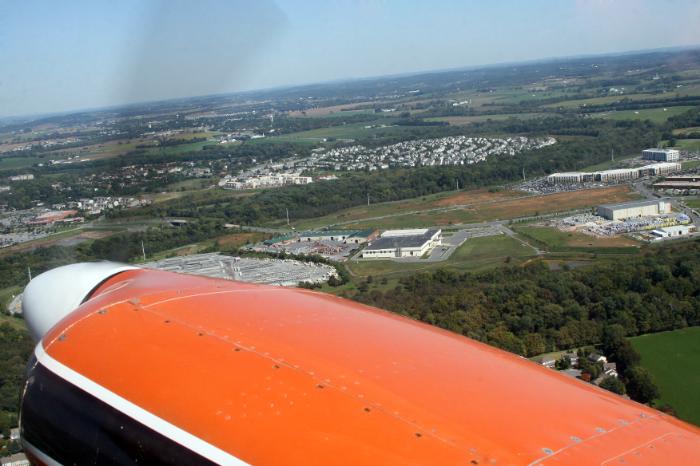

left=145, top=253, right=338, bottom=286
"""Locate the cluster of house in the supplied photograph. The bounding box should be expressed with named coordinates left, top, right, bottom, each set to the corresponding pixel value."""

left=540, top=351, right=618, bottom=386
left=219, top=172, right=313, bottom=190
left=307, top=136, right=557, bottom=171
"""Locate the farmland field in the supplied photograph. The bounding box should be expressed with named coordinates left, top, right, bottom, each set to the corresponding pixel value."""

left=590, top=106, right=696, bottom=124
left=630, top=327, right=700, bottom=426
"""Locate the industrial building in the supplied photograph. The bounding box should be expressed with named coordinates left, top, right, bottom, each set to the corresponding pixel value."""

left=651, top=224, right=695, bottom=239
left=264, top=229, right=377, bottom=246
left=297, top=229, right=377, bottom=244
left=642, top=148, right=680, bottom=162
left=596, top=199, right=671, bottom=221
left=362, top=229, right=442, bottom=258
left=653, top=175, right=700, bottom=190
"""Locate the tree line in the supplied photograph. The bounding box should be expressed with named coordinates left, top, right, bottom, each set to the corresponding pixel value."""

left=347, top=240, right=700, bottom=359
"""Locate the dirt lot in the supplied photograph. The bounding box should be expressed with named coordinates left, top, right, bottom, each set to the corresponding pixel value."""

left=471, top=185, right=638, bottom=221
left=432, top=189, right=523, bottom=207
left=565, top=234, right=639, bottom=247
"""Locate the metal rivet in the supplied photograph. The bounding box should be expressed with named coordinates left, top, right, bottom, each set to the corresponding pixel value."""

left=543, top=448, right=553, bottom=455
left=415, top=432, right=422, bottom=438
left=273, top=364, right=280, bottom=369
left=58, top=334, right=67, bottom=341
left=571, top=436, right=581, bottom=443
left=234, top=348, right=241, bottom=352
left=363, top=407, right=371, bottom=413
left=316, top=384, right=325, bottom=389
left=97, top=309, right=107, bottom=315
left=164, top=320, right=170, bottom=324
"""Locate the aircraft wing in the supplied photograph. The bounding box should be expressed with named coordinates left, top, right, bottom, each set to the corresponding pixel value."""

left=19, top=264, right=700, bottom=465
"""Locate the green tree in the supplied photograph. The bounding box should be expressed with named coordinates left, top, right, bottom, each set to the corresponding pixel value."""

left=599, top=376, right=626, bottom=395
left=555, top=355, right=572, bottom=370
left=523, top=333, right=546, bottom=357
left=625, top=367, right=659, bottom=404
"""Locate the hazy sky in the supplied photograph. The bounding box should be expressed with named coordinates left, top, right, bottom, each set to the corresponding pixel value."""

left=1, top=0, right=699, bottom=118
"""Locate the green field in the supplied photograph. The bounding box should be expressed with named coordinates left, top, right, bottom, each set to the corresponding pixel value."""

left=630, top=327, right=700, bottom=426
left=347, top=234, right=536, bottom=279
left=590, top=106, right=696, bottom=124
left=674, top=139, right=700, bottom=152
left=513, top=226, right=640, bottom=256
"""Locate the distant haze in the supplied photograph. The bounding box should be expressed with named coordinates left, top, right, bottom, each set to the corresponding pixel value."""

left=1, top=0, right=700, bottom=118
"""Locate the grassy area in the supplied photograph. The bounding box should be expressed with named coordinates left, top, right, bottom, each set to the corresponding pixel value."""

left=581, top=153, right=640, bottom=171
left=0, top=313, right=27, bottom=331
left=347, top=234, right=536, bottom=279
left=513, top=225, right=640, bottom=254
left=630, top=327, right=700, bottom=426
left=674, top=139, right=700, bottom=152
left=590, top=106, right=696, bottom=124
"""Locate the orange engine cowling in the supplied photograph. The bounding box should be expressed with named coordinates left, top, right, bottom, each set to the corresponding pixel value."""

left=19, top=263, right=700, bottom=465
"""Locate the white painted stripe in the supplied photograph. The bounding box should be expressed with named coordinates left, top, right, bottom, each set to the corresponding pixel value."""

left=35, top=344, right=250, bottom=466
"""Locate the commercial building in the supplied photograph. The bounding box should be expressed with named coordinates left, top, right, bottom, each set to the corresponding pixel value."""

left=642, top=148, right=680, bottom=162
left=362, top=229, right=442, bottom=258
left=637, top=162, right=681, bottom=177
left=597, top=199, right=671, bottom=221
left=546, top=172, right=587, bottom=184
left=547, top=163, right=680, bottom=185
left=595, top=168, right=639, bottom=183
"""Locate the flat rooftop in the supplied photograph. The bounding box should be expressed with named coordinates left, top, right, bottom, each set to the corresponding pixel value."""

left=366, top=229, right=439, bottom=250
left=598, top=199, right=665, bottom=210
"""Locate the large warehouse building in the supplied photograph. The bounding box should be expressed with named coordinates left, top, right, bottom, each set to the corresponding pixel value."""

left=596, top=199, right=671, bottom=221
left=642, top=148, right=680, bottom=162
left=362, top=229, right=442, bottom=258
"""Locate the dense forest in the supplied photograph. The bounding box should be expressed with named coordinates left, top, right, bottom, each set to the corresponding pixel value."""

left=348, top=240, right=700, bottom=357
left=0, top=323, right=33, bottom=438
